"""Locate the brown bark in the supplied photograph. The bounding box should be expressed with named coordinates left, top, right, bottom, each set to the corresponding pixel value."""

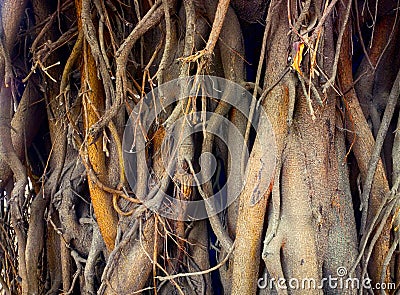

left=231, top=0, right=291, bottom=292
left=0, top=1, right=30, bottom=293
left=45, top=213, right=62, bottom=295
left=187, top=221, right=212, bottom=295
left=0, top=81, right=44, bottom=190
left=1, top=0, right=399, bottom=294
left=100, top=216, right=161, bottom=294
left=338, top=15, right=391, bottom=286
left=355, top=15, right=400, bottom=137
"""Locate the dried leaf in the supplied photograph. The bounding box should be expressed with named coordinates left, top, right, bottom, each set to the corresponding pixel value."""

left=291, top=42, right=305, bottom=75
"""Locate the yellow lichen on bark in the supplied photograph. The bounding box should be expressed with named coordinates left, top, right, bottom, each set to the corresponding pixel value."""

left=82, top=45, right=118, bottom=251
left=76, top=0, right=118, bottom=251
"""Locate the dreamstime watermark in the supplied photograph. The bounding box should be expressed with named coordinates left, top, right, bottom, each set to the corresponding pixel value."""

left=257, top=267, right=396, bottom=291
left=122, top=75, right=276, bottom=220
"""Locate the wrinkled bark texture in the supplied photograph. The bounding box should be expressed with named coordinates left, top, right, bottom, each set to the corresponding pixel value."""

left=0, top=0, right=399, bottom=294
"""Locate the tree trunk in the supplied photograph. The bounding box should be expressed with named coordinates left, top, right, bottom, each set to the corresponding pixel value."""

left=0, top=0, right=399, bottom=294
